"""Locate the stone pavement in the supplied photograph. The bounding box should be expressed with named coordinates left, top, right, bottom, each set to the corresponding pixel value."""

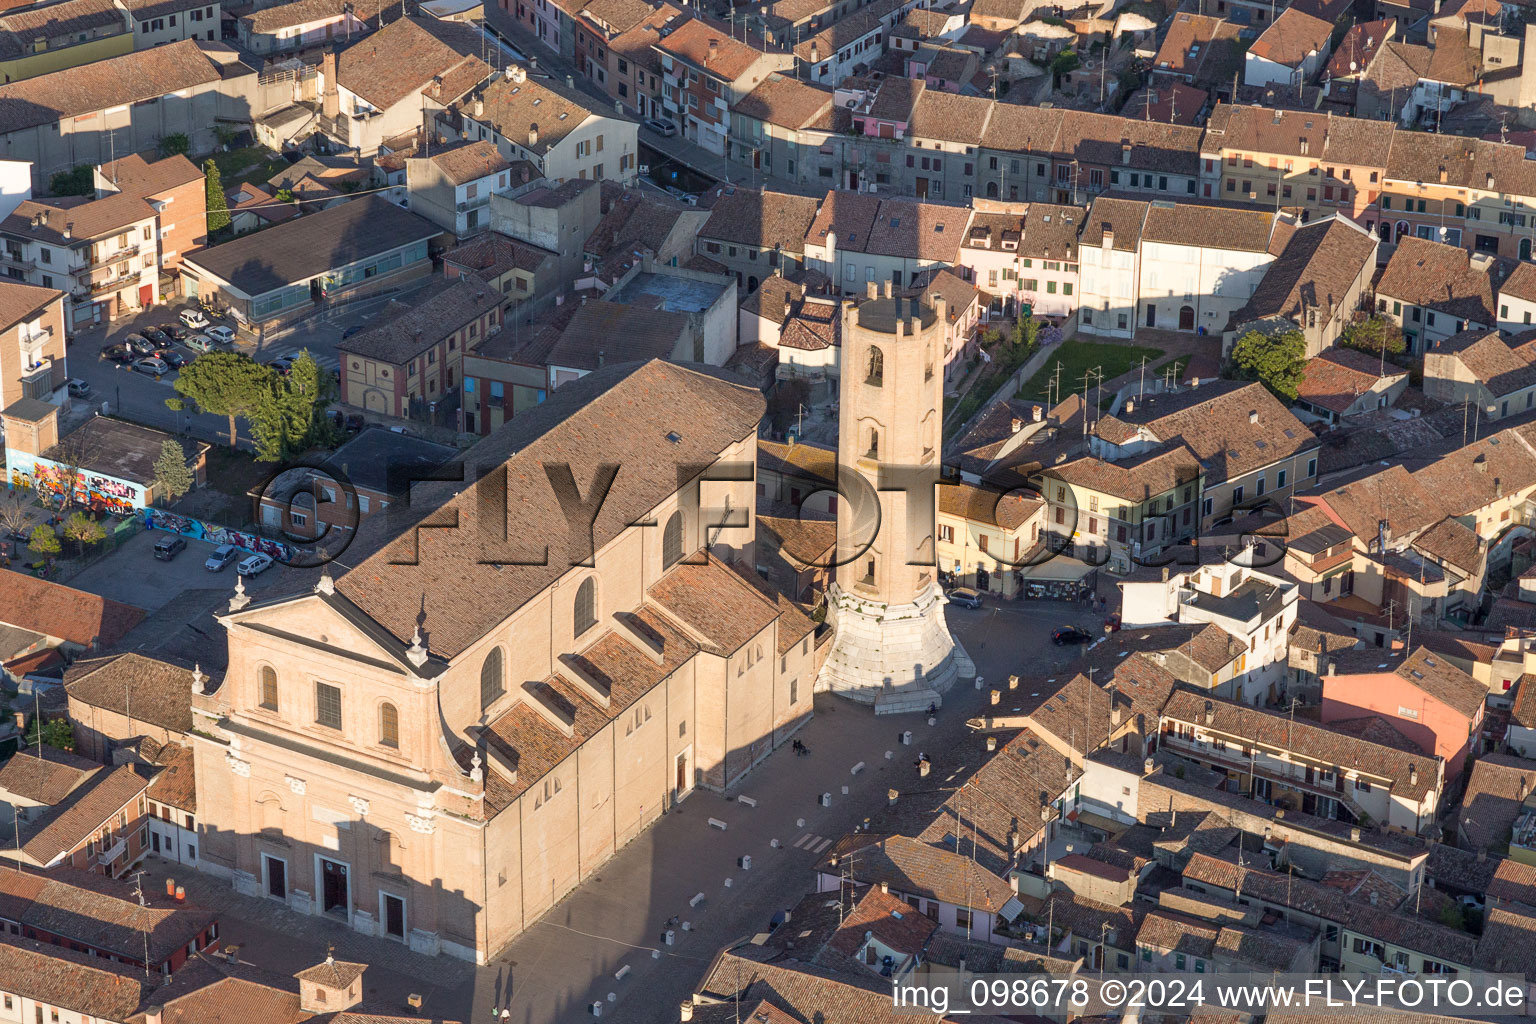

left=149, top=600, right=1101, bottom=1024
left=141, top=861, right=477, bottom=1013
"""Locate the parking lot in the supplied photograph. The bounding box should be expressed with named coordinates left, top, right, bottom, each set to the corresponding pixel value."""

left=65, top=526, right=308, bottom=613
left=65, top=287, right=432, bottom=451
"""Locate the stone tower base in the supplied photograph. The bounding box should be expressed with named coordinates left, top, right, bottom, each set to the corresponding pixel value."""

left=815, top=581, right=957, bottom=710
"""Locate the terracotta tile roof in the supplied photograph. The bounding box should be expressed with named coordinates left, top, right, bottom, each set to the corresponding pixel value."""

left=653, top=17, right=770, bottom=81
left=740, top=274, right=804, bottom=325
left=0, top=745, right=99, bottom=806
left=823, top=883, right=940, bottom=958
left=0, top=279, right=62, bottom=333
left=1488, top=856, right=1536, bottom=907
left=64, top=652, right=200, bottom=735
left=909, top=266, right=979, bottom=321
left=1327, top=18, right=1395, bottom=78
left=1385, top=132, right=1536, bottom=201
left=1307, top=464, right=1443, bottom=541
left=1121, top=82, right=1209, bottom=125
left=963, top=204, right=1081, bottom=263
left=0, top=570, right=145, bottom=649
left=793, top=0, right=905, bottom=62
left=1163, top=689, right=1441, bottom=801
left=1047, top=441, right=1205, bottom=501
left=243, top=0, right=389, bottom=31
left=907, top=89, right=993, bottom=145
left=825, top=834, right=1018, bottom=911
left=1138, top=909, right=1219, bottom=957
left=1056, top=110, right=1203, bottom=176
left=579, top=0, right=655, bottom=32
left=1327, top=645, right=1484, bottom=718
left=479, top=604, right=700, bottom=811
left=0, top=935, right=147, bottom=1020
left=1141, top=201, right=1279, bottom=252
left=295, top=957, right=368, bottom=987
left=758, top=437, right=836, bottom=482
left=15, top=764, right=150, bottom=865
left=0, top=38, right=224, bottom=134
left=339, top=274, right=501, bottom=366
left=1129, top=380, right=1319, bottom=486
left=544, top=299, right=688, bottom=370
left=1429, top=327, right=1536, bottom=397
left=866, top=74, right=925, bottom=122
left=938, top=481, right=1043, bottom=530
left=1297, top=346, right=1408, bottom=415
left=158, top=974, right=304, bottom=1024
left=1410, top=516, right=1482, bottom=574
left=0, top=867, right=217, bottom=962
left=700, top=949, right=980, bottom=1024
left=1152, top=12, right=1242, bottom=81
left=733, top=73, right=833, bottom=129
left=426, top=140, right=511, bottom=186
left=1248, top=7, right=1333, bottom=66
left=335, top=17, right=487, bottom=111
left=1080, top=196, right=1148, bottom=250
left=1236, top=217, right=1378, bottom=329
left=146, top=740, right=197, bottom=812
left=471, top=70, right=616, bottom=157
left=1476, top=904, right=1536, bottom=979
left=1379, top=238, right=1510, bottom=325
left=700, top=186, right=818, bottom=253
left=335, top=361, right=764, bottom=657
left=1413, top=426, right=1536, bottom=518
left=4, top=192, right=157, bottom=246
left=443, top=230, right=552, bottom=279
left=1457, top=753, right=1536, bottom=851
left=648, top=557, right=781, bottom=654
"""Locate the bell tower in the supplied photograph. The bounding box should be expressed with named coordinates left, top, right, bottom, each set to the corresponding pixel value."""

left=815, top=282, right=958, bottom=712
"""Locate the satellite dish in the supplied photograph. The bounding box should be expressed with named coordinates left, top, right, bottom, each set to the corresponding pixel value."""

left=1350, top=60, right=1357, bottom=72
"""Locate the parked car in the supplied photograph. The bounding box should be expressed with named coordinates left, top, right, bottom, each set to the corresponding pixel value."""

left=132, top=356, right=171, bottom=377
left=66, top=378, right=91, bottom=398
left=157, top=323, right=187, bottom=341
left=101, top=344, right=133, bottom=363
left=205, top=544, right=238, bottom=571
left=123, top=333, right=155, bottom=355
left=341, top=324, right=365, bottom=339
left=155, top=350, right=187, bottom=369
left=645, top=118, right=678, bottom=136
left=205, top=325, right=236, bottom=344
left=948, top=587, right=984, bottom=609
left=388, top=425, right=413, bottom=435
left=185, top=334, right=217, bottom=353
left=152, top=536, right=187, bottom=561
left=179, top=308, right=210, bottom=330
left=268, top=354, right=296, bottom=374
left=1051, top=625, right=1092, bottom=645
left=141, top=327, right=173, bottom=346
left=237, top=552, right=274, bottom=576
left=333, top=411, right=365, bottom=432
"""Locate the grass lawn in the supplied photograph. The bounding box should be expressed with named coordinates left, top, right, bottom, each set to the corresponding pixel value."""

left=1017, top=341, right=1166, bottom=403
left=211, top=145, right=290, bottom=189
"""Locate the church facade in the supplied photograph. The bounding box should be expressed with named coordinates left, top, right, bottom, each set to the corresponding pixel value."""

left=188, top=361, right=820, bottom=963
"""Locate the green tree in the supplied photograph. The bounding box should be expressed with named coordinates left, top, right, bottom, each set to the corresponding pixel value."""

left=204, top=158, right=231, bottom=233
left=1229, top=328, right=1307, bottom=402
left=152, top=438, right=194, bottom=504
left=1050, top=49, right=1080, bottom=83
left=167, top=351, right=273, bottom=448
left=47, top=165, right=94, bottom=196
left=27, top=524, right=59, bottom=558
left=61, top=511, right=105, bottom=556
left=23, top=716, right=74, bottom=752
left=159, top=133, right=190, bottom=157
left=1012, top=315, right=1042, bottom=350
left=1339, top=314, right=1406, bottom=358
left=251, top=350, right=338, bottom=461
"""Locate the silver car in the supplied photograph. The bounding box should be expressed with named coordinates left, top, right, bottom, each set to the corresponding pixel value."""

left=205, top=544, right=238, bottom=571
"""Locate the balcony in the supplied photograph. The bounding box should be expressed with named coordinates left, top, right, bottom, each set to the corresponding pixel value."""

left=456, top=195, right=491, bottom=212
left=87, top=243, right=139, bottom=269
left=83, top=275, right=136, bottom=297
left=96, top=835, right=126, bottom=866
left=1, top=249, right=33, bottom=270
left=19, top=359, right=56, bottom=400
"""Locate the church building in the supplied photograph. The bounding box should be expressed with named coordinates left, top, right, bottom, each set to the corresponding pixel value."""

left=188, top=360, right=820, bottom=963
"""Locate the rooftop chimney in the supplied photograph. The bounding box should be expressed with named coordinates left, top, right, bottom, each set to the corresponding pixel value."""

left=1125, top=397, right=1135, bottom=414
left=708, top=39, right=720, bottom=62
left=1010, top=417, right=1023, bottom=433
left=322, top=49, right=339, bottom=120
left=1248, top=409, right=1258, bottom=424
left=1032, top=404, right=1043, bottom=421
left=528, top=122, right=539, bottom=146
left=474, top=97, right=484, bottom=117
left=1204, top=700, right=1215, bottom=725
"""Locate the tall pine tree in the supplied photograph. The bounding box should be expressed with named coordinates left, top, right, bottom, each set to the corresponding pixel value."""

left=204, top=158, right=230, bottom=234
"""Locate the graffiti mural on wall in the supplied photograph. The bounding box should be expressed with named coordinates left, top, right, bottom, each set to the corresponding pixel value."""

left=10, top=463, right=141, bottom=515
left=143, top=510, right=295, bottom=562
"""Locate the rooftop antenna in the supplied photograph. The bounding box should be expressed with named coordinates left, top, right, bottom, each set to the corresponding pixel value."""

left=130, top=870, right=150, bottom=978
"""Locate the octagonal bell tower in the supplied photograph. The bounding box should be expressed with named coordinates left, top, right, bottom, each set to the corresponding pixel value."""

left=815, top=281, right=957, bottom=712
